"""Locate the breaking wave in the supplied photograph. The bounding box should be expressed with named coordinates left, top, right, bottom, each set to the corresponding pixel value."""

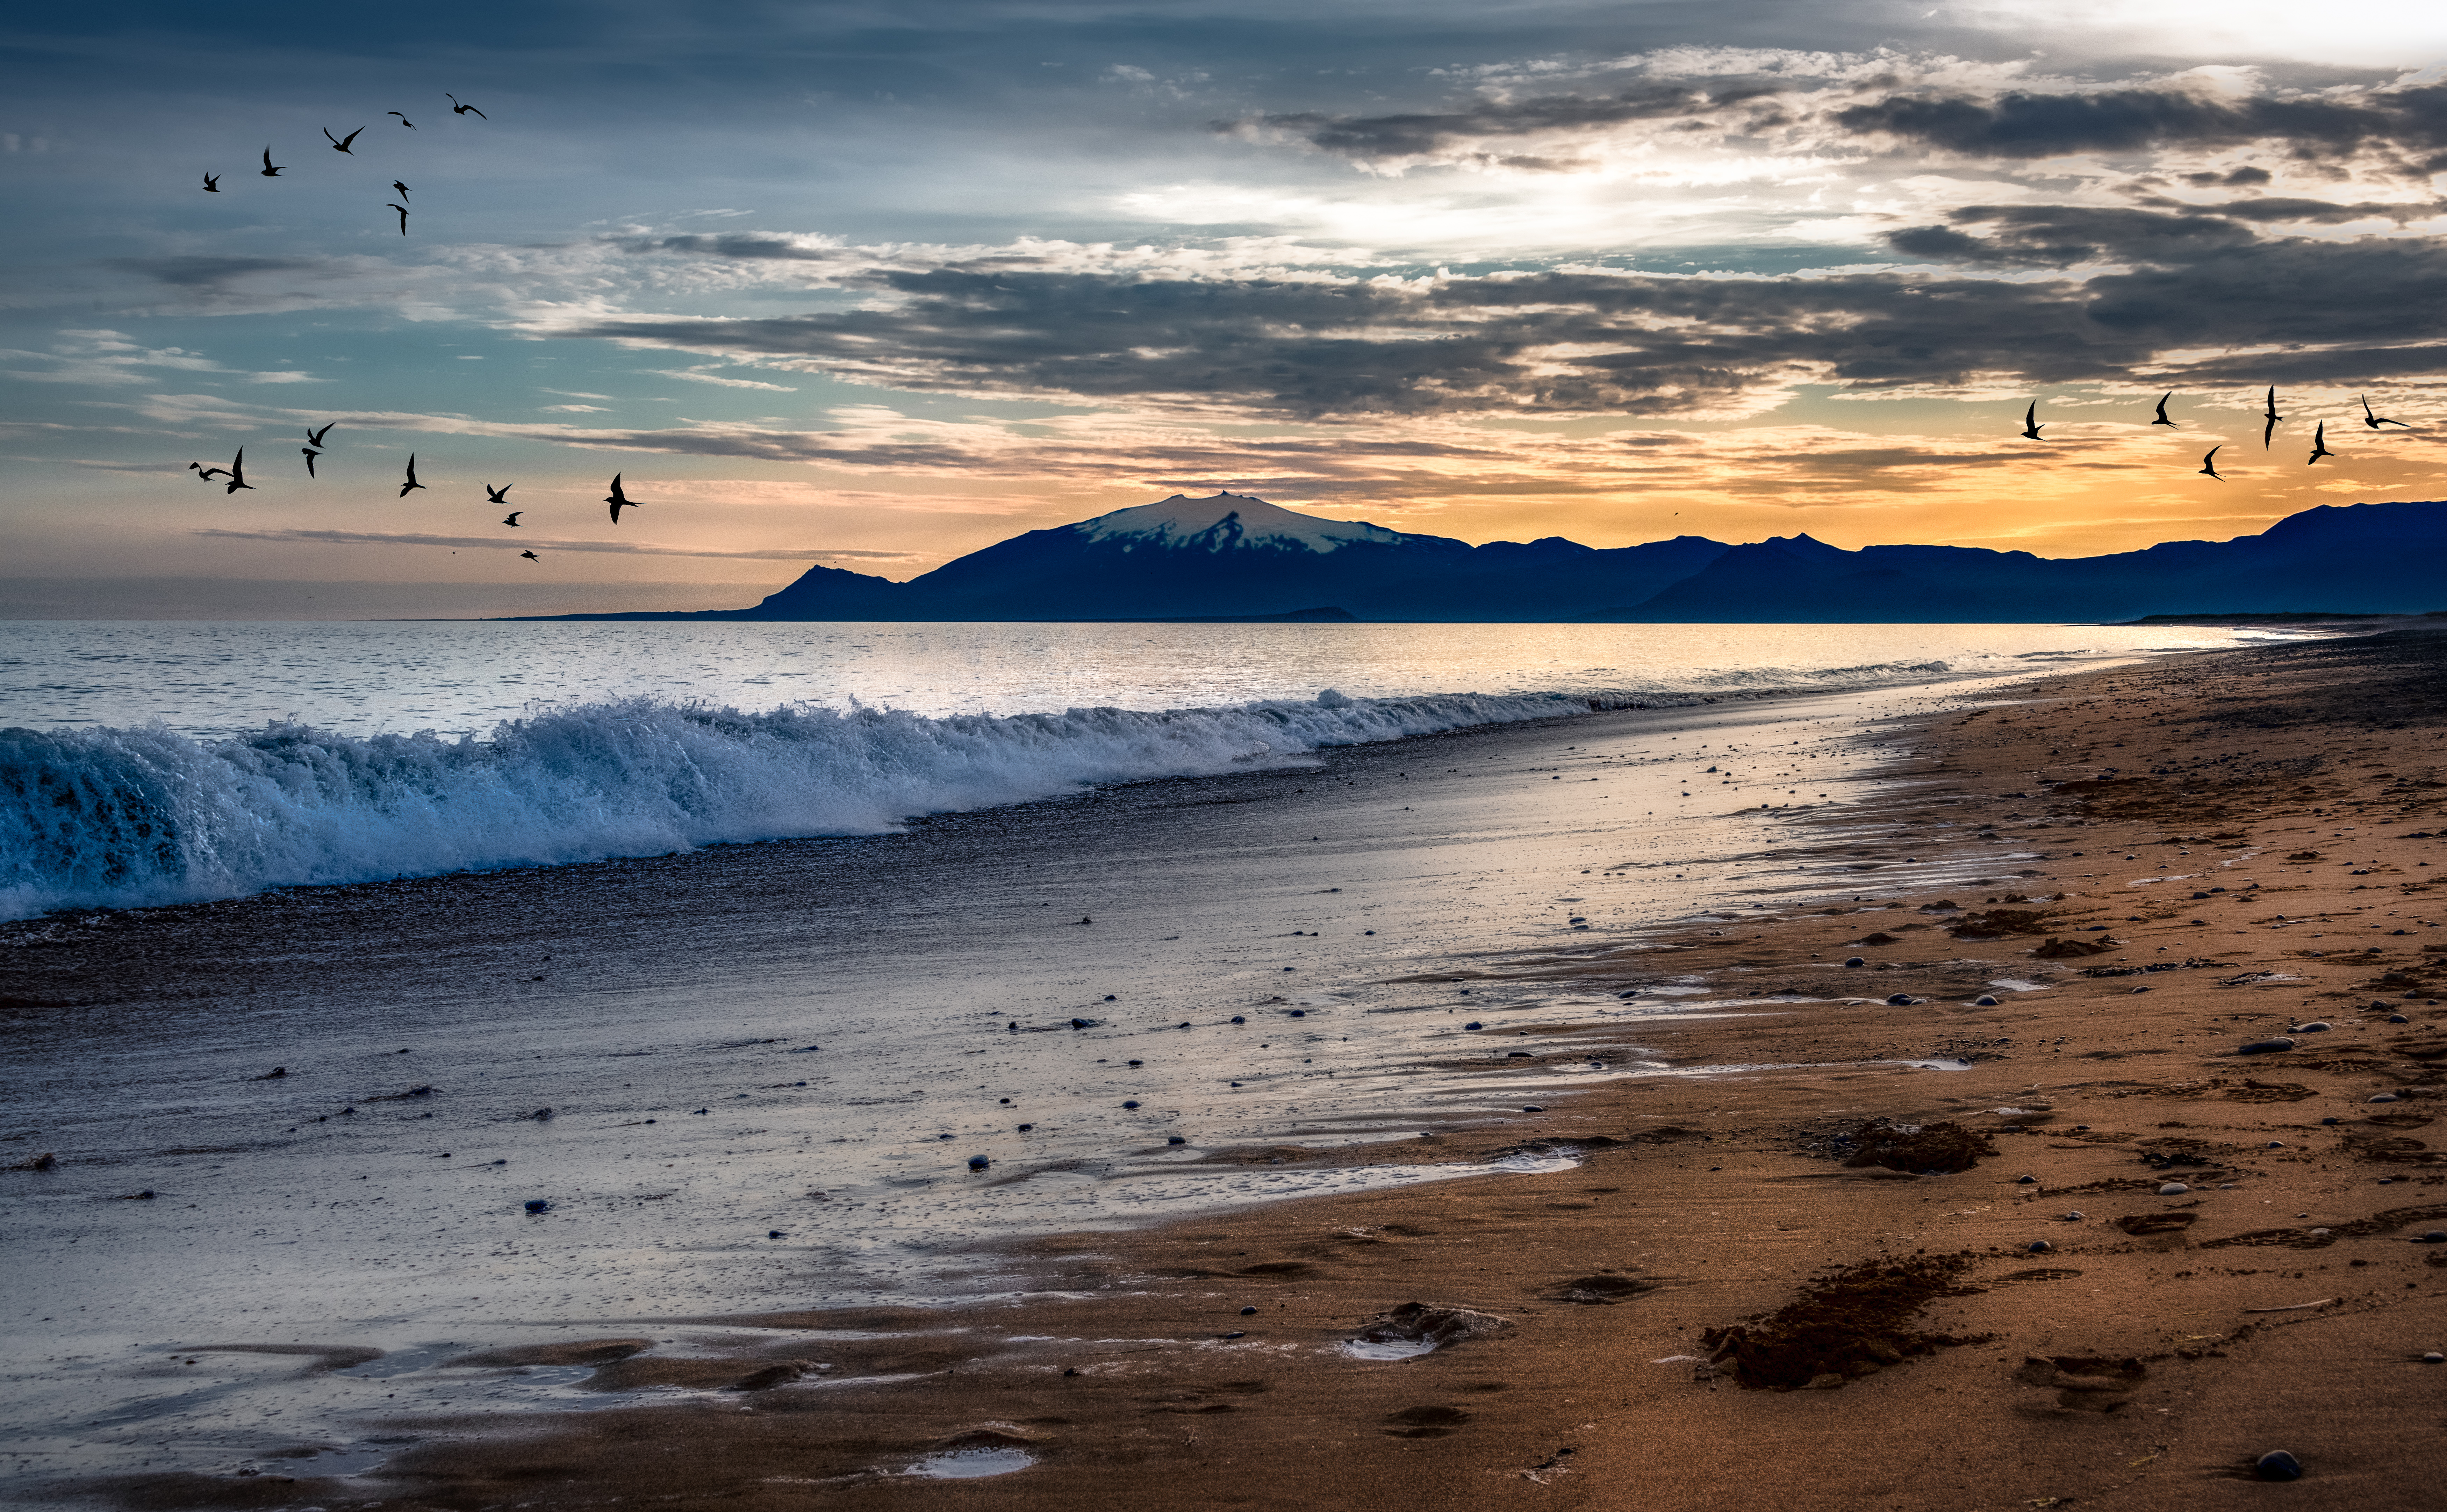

left=0, top=690, right=1592, bottom=920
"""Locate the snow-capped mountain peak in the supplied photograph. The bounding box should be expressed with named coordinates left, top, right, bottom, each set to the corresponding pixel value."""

left=1072, top=492, right=1406, bottom=554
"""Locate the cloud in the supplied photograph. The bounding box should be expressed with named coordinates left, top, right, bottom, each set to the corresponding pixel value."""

left=1834, top=82, right=2447, bottom=168
left=646, top=367, right=799, bottom=391
left=190, top=528, right=918, bottom=561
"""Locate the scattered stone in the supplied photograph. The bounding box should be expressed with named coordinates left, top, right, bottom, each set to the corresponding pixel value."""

left=524, top=1199, right=549, bottom=1213
left=2255, top=1450, right=2304, bottom=1482
left=1973, top=995, right=2000, bottom=1006
left=968, top=1155, right=991, bottom=1170
left=2238, top=1037, right=2300, bottom=1055
left=1240, top=1305, right=1258, bottom=1316
left=256, top=1067, right=287, bottom=1080
left=1464, top=1021, right=1483, bottom=1031
left=1351, top=1302, right=1514, bottom=1354
left=2015, top=1175, right=2038, bottom=1184
left=2060, top=1210, right=2084, bottom=1221
left=1885, top=993, right=1916, bottom=1006
left=2027, top=1239, right=2053, bottom=1253
left=1842, top=1118, right=1996, bottom=1174
left=1122, top=1100, right=1140, bottom=1110
left=2370, top=1093, right=2403, bottom=1103
left=1844, top=957, right=1866, bottom=968
left=2115, top=1213, right=2197, bottom=1236
left=1168, top=1135, right=1187, bottom=1145
left=9, top=1152, right=56, bottom=1172
left=2415, top=1231, right=2447, bottom=1244
left=767, top=1229, right=784, bottom=1239
left=2291, top=1022, right=2333, bottom=1034
left=2425, top=1353, right=2445, bottom=1364
left=2158, top=1182, right=2190, bottom=1196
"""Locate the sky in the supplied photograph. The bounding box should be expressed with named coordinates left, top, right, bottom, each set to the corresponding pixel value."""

left=6, top=0, right=2447, bottom=617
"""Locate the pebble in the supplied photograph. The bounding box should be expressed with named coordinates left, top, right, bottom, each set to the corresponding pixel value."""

left=2391, top=1014, right=2412, bottom=1023
left=1222, top=1331, right=1246, bottom=1339
left=2159, top=1182, right=2190, bottom=1196
left=767, top=1230, right=784, bottom=1239
left=2015, top=1174, right=2037, bottom=1184
left=1122, top=1100, right=1140, bottom=1109
left=2323, top=1117, right=2343, bottom=1125
left=2425, top=1353, right=2445, bottom=1364
left=2238, top=1037, right=2299, bottom=1055
left=1974, top=995, right=2000, bottom=1006
left=1885, top=993, right=1915, bottom=1006
left=1521, top=1105, right=1545, bottom=1113
left=1069, top=1017, right=1098, bottom=1029
left=2266, top=1141, right=2285, bottom=1149
left=2060, top=1210, right=2084, bottom=1221
left=968, top=1155, right=991, bottom=1170
left=1844, top=957, right=1866, bottom=968
left=1230, top=1015, right=1246, bottom=1025
left=2027, top=1239, right=2053, bottom=1253
left=523, top=1199, right=549, bottom=1213
left=1240, top=1306, right=1258, bottom=1316
left=1168, top=1135, right=1187, bottom=1145
left=1464, top=1021, right=1484, bottom=1031
left=2370, top=1093, right=2402, bottom=1103
left=2254, top=1450, right=2304, bottom=1482
left=1287, top=1009, right=1306, bottom=1018
left=2292, top=1022, right=2333, bottom=1033
left=1017, top=1123, right=1033, bottom=1131
left=2416, top=1231, right=2447, bottom=1244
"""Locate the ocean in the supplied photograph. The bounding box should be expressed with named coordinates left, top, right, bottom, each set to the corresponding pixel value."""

left=0, top=618, right=2263, bottom=1487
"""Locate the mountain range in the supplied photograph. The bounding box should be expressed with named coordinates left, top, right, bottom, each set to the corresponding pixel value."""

left=531, top=492, right=2447, bottom=624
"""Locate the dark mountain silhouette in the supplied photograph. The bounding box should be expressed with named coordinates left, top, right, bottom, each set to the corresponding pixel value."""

left=522, top=493, right=2446, bottom=623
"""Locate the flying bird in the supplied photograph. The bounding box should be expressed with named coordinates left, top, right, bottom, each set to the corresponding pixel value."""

left=323, top=126, right=363, bottom=154
left=445, top=93, right=486, bottom=118
left=502, top=510, right=523, bottom=527
left=519, top=550, right=540, bottom=562
left=605, top=473, right=639, bottom=524
left=2308, top=421, right=2334, bottom=464
left=2150, top=393, right=2175, bottom=427
left=385, top=202, right=409, bottom=235
left=2261, top=386, right=2283, bottom=448
left=2198, top=445, right=2223, bottom=481
left=2361, top=395, right=2412, bottom=430
left=388, top=111, right=415, bottom=128
left=485, top=482, right=512, bottom=504
left=2019, top=401, right=2044, bottom=440
left=391, top=179, right=410, bottom=202
left=187, top=461, right=230, bottom=481
left=221, top=447, right=253, bottom=494
left=260, top=147, right=286, bottom=177
left=305, top=422, right=334, bottom=448
left=302, top=447, right=321, bottom=478
left=202, top=172, right=220, bottom=193
left=400, top=454, right=426, bottom=497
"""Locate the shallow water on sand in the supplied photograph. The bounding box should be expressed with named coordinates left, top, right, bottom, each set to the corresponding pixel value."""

left=0, top=627, right=2263, bottom=1490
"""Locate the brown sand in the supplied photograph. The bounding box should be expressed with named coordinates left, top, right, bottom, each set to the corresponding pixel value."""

left=87, top=626, right=2447, bottom=1511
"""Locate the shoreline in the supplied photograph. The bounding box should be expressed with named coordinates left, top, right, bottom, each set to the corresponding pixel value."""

left=16, top=626, right=2447, bottom=1507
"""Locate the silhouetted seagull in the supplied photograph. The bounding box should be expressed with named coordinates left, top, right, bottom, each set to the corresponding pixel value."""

left=388, top=111, right=415, bottom=129
left=260, top=147, right=286, bottom=178
left=605, top=473, right=638, bottom=524
left=302, top=446, right=321, bottom=478
left=2361, top=395, right=2412, bottom=430
left=486, top=482, right=512, bottom=505
left=188, top=461, right=230, bottom=482
left=446, top=93, right=487, bottom=119
left=519, top=550, right=540, bottom=562
left=2019, top=402, right=2043, bottom=440
left=502, top=510, right=523, bottom=527
left=2198, top=445, right=2224, bottom=480
left=2261, top=386, right=2283, bottom=448
left=202, top=172, right=220, bottom=193
left=2150, top=393, right=2175, bottom=426
left=386, top=202, right=409, bottom=235
left=324, top=127, right=363, bottom=154
left=221, top=447, right=253, bottom=494
left=306, top=422, right=335, bottom=448
left=400, top=455, right=426, bottom=497
left=2308, top=420, right=2334, bottom=464
left=392, top=180, right=411, bottom=202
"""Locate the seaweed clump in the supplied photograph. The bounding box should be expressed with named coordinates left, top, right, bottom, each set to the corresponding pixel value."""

left=1700, top=1254, right=1994, bottom=1391
left=1842, top=1118, right=1996, bottom=1174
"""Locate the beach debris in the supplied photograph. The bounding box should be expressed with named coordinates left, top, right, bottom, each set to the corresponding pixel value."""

left=1384, top=1404, right=1472, bottom=1438
left=1950, top=908, right=2051, bottom=939
left=445, top=1339, right=648, bottom=1368
left=2243, top=1299, right=2336, bottom=1314
left=1346, top=1302, right=1514, bottom=1358
left=1700, top=1253, right=1992, bottom=1390
left=2255, top=1450, right=2305, bottom=1481
left=524, top=1198, right=550, bottom=1213
left=2238, top=1037, right=2299, bottom=1056
left=530, top=1107, right=553, bottom=1121
left=8, top=1152, right=56, bottom=1171
left=2034, top=937, right=2121, bottom=958
left=2015, top=1354, right=2147, bottom=1412
left=118, top=1189, right=157, bottom=1200
left=1841, top=1118, right=1996, bottom=1174
left=1556, top=1273, right=1657, bottom=1305
left=255, top=1066, right=288, bottom=1080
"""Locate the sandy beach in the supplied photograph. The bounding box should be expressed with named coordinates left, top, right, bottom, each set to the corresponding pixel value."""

left=13, top=622, right=2447, bottom=1510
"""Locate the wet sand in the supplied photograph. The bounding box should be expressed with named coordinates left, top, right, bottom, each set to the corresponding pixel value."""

left=16, top=624, right=2447, bottom=1508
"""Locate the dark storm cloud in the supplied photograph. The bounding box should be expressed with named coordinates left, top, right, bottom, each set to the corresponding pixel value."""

left=1835, top=82, right=2447, bottom=166
left=1223, top=79, right=1784, bottom=165
left=565, top=226, right=2447, bottom=416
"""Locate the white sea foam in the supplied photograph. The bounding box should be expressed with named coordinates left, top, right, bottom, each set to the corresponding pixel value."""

left=0, top=690, right=1580, bottom=919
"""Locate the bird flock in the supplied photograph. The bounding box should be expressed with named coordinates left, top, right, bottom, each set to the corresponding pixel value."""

left=2022, top=388, right=2412, bottom=480
left=186, top=93, right=646, bottom=564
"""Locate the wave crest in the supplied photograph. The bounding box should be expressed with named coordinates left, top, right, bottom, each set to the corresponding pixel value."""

left=0, top=691, right=1581, bottom=919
